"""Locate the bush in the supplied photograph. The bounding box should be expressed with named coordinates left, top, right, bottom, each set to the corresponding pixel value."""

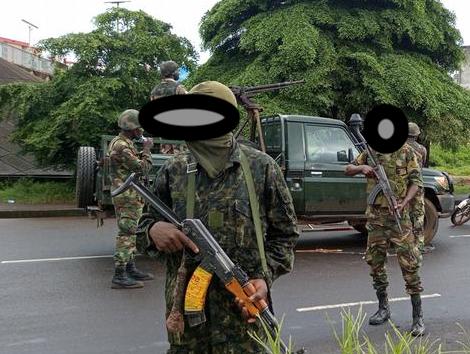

left=429, top=144, right=470, bottom=176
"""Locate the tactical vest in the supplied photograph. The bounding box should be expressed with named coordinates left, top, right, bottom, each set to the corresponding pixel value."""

left=151, top=80, right=180, bottom=99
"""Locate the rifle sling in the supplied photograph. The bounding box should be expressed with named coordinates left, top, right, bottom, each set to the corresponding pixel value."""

left=239, top=150, right=268, bottom=274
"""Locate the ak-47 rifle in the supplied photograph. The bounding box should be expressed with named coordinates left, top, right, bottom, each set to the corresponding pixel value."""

left=230, top=80, right=305, bottom=152
left=112, top=173, right=292, bottom=354
left=349, top=114, right=403, bottom=233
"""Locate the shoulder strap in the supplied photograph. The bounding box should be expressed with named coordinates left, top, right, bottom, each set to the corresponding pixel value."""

left=239, top=149, right=268, bottom=274
left=186, top=161, right=197, bottom=218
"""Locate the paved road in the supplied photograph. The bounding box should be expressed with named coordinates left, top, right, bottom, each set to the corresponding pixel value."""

left=1, top=216, right=470, bottom=354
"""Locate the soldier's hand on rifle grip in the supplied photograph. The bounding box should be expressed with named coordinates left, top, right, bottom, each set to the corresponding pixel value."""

left=149, top=221, right=199, bottom=254
left=234, top=279, right=268, bottom=324
left=361, top=165, right=376, bottom=178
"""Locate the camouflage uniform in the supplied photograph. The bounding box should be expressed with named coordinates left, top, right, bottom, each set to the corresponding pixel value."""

left=407, top=139, right=427, bottom=251
left=150, top=78, right=188, bottom=154
left=109, top=133, right=152, bottom=267
left=137, top=142, right=299, bottom=353
left=150, top=78, right=187, bottom=100
left=353, top=144, right=424, bottom=295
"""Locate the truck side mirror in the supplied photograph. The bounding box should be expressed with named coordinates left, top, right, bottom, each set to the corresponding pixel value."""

left=348, top=148, right=354, bottom=163
left=337, top=150, right=349, bottom=162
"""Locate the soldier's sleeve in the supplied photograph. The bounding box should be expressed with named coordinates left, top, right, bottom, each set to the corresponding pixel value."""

left=139, top=150, right=153, bottom=175
left=261, top=160, right=299, bottom=287
left=406, top=148, right=423, bottom=188
left=112, top=141, right=150, bottom=174
left=176, top=84, right=188, bottom=95
left=136, top=162, right=172, bottom=261
left=352, top=151, right=368, bottom=166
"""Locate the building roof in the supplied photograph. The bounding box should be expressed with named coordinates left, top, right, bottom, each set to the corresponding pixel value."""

left=0, top=36, right=30, bottom=48
left=0, top=119, right=72, bottom=178
left=0, top=58, right=43, bottom=84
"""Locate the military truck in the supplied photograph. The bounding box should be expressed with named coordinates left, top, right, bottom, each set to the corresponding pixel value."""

left=76, top=115, right=455, bottom=244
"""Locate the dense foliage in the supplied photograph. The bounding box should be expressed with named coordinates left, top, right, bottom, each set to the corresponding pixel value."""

left=192, top=0, right=470, bottom=148
left=0, top=9, right=197, bottom=167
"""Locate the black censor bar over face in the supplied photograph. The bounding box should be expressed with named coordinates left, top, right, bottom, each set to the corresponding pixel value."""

left=138, top=94, right=240, bottom=141
left=363, top=104, right=409, bottom=154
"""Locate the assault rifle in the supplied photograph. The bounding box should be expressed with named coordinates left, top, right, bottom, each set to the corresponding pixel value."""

left=349, top=114, right=403, bottom=233
left=112, top=173, right=291, bottom=354
left=230, top=80, right=305, bottom=152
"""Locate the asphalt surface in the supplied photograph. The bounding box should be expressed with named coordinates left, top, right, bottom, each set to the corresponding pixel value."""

left=1, top=217, right=470, bottom=354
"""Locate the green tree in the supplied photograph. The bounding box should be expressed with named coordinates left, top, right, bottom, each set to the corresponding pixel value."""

left=0, top=8, right=197, bottom=167
left=192, top=0, right=470, bottom=148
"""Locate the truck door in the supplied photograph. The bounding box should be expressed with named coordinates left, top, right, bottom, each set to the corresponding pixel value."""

left=303, top=124, right=366, bottom=215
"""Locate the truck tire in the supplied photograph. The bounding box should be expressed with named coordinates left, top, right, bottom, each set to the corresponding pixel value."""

left=423, top=197, right=438, bottom=245
left=76, top=147, right=96, bottom=208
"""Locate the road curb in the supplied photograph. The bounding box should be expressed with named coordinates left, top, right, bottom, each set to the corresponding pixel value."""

left=0, top=208, right=86, bottom=218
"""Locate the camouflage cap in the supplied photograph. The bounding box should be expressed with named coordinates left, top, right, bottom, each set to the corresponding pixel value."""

left=408, top=122, right=421, bottom=137
left=117, top=109, right=140, bottom=130
left=189, top=81, right=238, bottom=108
left=160, top=61, right=179, bottom=78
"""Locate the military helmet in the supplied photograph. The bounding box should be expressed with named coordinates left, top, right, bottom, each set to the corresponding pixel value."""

left=408, top=122, right=421, bottom=137
left=117, top=109, right=140, bottom=130
left=160, top=61, right=179, bottom=78
left=189, top=81, right=238, bottom=108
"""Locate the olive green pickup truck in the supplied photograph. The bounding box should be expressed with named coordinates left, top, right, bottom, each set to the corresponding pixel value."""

left=76, top=115, right=455, bottom=244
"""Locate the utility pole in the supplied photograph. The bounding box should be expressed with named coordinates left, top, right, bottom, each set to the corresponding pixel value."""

left=105, top=0, right=130, bottom=7
left=104, top=1, right=131, bottom=32
left=21, top=19, right=39, bottom=46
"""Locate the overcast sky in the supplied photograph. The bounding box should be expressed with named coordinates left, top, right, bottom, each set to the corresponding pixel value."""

left=0, top=0, right=468, bottom=64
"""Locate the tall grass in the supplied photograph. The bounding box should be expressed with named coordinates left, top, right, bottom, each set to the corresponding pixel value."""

left=429, top=144, right=470, bottom=176
left=0, top=178, right=75, bottom=204
left=252, top=308, right=470, bottom=354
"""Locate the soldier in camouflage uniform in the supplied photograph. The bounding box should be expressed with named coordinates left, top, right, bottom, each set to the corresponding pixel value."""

left=407, top=122, right=428, bottom=253
left=345, top=144, right=425, bottom=336
left=109, top=109, right=155, bottom=289
left=150, top=60, right=188, bottom=154
left=137, top=81, right=299, bottom=353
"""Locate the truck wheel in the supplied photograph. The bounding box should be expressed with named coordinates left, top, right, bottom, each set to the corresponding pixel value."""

left=76, top=147, right=96, bottom=208
left=423, top=198, right=438, bottom=245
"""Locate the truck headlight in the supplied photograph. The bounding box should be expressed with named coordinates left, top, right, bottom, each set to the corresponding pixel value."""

left=434, top=176, right=450, bottom=191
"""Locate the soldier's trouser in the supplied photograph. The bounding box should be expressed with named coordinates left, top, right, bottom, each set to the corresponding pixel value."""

left=166, top=281, right=266, bottom=354
left=365, top=207, right=423, bottom=295
left=409, top=189, right=425, bottom=250
left=113, top=204, right=143, bottom=267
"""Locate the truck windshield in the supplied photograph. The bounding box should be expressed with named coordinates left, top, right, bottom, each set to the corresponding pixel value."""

left=305, top=125, right=359, bottom=163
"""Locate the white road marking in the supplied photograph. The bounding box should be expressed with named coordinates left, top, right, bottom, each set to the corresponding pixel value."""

left=296, top=249, right=397, bottom=257
left=296, top=249, right=365, bottom=256
left=1, top=255, right=113, bottom=264
left=296, top=293, right=441, bottom=312
left=449, top=235, right=470, bottom=238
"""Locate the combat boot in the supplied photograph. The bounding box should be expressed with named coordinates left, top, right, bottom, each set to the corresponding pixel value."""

left=369, top=290, right=391, bottom=325
left=410, top=294, right=425, bottom=336
left=126, top=261, right=154, bottom=281
left=111, top=265, right=144, bottom=289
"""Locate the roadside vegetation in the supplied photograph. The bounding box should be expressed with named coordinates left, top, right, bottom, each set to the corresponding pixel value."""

left=429, top=144, right=470, bottom=195
left=254, top=308, right=470, bottom=354
left=0, top=179, right=75, bottom=204
left=429, top=144, right=470, bottom=177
